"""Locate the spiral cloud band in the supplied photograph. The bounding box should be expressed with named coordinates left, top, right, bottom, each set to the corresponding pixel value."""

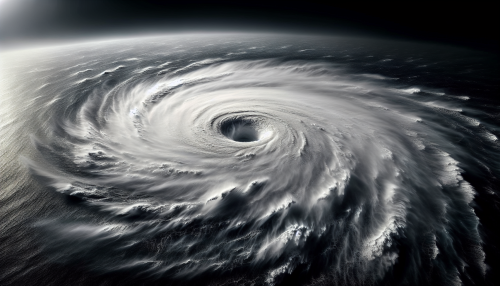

left=3, top=34, right=498, bottom=285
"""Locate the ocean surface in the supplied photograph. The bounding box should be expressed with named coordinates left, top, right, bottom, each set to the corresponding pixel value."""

left=1, top=34, right=499, bottom=286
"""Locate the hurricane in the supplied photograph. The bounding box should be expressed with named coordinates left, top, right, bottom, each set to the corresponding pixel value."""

left=1, top=34, right=498, bottom=286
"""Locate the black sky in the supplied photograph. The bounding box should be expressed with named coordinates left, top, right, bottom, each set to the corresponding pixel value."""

left=0, top=0, right=498, bottom=52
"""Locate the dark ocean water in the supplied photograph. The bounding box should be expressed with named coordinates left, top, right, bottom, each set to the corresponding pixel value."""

left=0, top=34, right=499, bottom=286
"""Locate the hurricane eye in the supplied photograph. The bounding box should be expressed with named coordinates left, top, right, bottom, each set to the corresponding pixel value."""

left=221, top=119, right=259, bottom=142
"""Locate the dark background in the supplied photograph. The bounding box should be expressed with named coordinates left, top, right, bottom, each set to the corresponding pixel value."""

left=0, top=0, right=498, bottom=52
